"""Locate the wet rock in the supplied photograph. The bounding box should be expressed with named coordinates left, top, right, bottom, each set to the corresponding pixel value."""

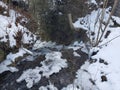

left=101, top=75, right=107, bottom=82
left=91, top=50, right=99, bottom=56
left=89, top=59, right=97, bottom=64
left=104, top=62, right=108, bottom=65
left=99, top=58, right=104, bottom=63
left=99, top=58, right=108, bottom=65
left=104, top=31, right=111, bottom=38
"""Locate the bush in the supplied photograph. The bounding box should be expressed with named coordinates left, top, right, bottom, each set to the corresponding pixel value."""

left=41, top=9, right=74, bottom=45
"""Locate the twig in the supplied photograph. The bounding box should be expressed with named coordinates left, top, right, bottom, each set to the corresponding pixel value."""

left=98, top=34, right=120, bottom=47
left=95, top=0, right=108, bottom=46
left=95, top=0, right=119, bottom=46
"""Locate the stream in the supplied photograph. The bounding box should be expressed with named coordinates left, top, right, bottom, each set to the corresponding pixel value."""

left=0, top=45, right=88, bottom=90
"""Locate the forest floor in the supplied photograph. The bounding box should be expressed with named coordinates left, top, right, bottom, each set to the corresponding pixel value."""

left=1, top=1, right=120, bottom=90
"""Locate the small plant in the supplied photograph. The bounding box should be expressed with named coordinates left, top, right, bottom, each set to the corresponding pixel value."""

left=0, top=6, right=9, bottom=16
left=0, top=42, right=11, bottom=60
left=89, top=0, right=119, bottom=47
left=13, top=30, right=23, bottom=49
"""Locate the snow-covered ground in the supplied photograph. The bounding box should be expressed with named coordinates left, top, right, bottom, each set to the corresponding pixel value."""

left=0, top=10, right=36, bottom=47
left=70, top=7, right=120, bottom=90
left=0, top=1, right=36, bottom=73
left=1, top=1, right=120, bottom=90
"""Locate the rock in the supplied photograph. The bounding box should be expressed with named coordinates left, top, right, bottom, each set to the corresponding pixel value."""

left=104, top=31, right=111, bottom=38
left=91, top=50, right=99, bottom=56
left=99, top=58, right=108, bottom=65
left=104, top=61, right=108, bottom=65
left=99, top=58, right=104, bottom=63
left=89, top=59, right=97, bottom=64
left=101, top=75, right=107, bottom=82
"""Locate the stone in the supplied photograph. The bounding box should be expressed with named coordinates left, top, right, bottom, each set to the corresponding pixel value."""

left=101, top=75, right=107, bottom=82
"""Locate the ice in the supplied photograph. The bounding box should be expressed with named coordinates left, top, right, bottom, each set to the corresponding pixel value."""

left=17, top=67, right=41, bottom=88
left=40, top=52, right=67, bottom=78
left=17, top=51, right=67, bottom=88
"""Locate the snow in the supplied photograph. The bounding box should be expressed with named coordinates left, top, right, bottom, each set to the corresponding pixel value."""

left=89, top=32, right=120, bottom=90
left=59, top=5, right=120, bottom=90
left=0, top=7, right=36, bottom=47
left=62, top=84, right=81, bottom=90
left=72, top=5, right=120, bottom=90
left=68, top=41, right=89, bottom=54
left=86, top=0, right=97, bottom=5
left=17, top=51, right=67, bottom=88
left=73, top=51, right=81, bottom=57
left=68, top=41, right=85, bottom=50
left=0, top=1, right=7, bottom=8
left=1, top=1, right=120, bottom=90
left=112, top=16, right=120, bottom=24
left=62, top=61, right=98, bottom=90
left=22, top=47, right=33, bottom=55
left=0, top=48, right=26, bottom=73
left=40, top=52, right=67, bottom=78
left=73, top=8, right=111, bottom=31
left=39, top=83, right=58, bottom=90
left=74, top=69, right=98, bottom=90
left=73, top=8, right=112, bottom=46
left=17, top=67, right=41, bottom=88
left=33, top=40, right=56, bottom=50
left=73, top=18, right=88, bottom=30
left=90, top=0, right=97, bottom=5
left=0, top=1, right=37, bottom=74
